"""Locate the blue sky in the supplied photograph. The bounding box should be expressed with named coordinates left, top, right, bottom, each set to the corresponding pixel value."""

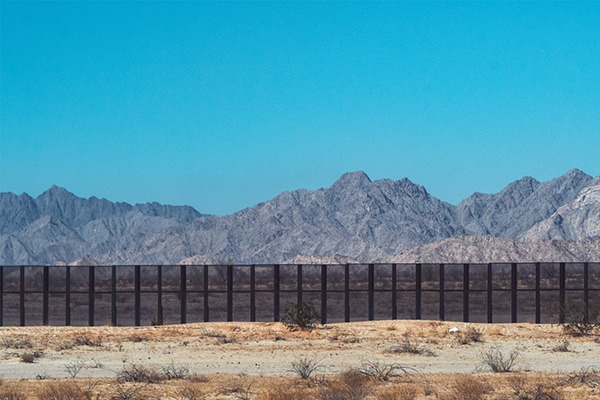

left=2, top=2, right=599, bottom=215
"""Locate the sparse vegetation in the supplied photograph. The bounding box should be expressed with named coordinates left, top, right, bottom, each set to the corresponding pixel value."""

left=20, top=352, right=36, bottom=363
left=359, top=361, right=417, bottom=382
left=36, top=381, right=93, bottom=400
left=282, top=302, right=321, bottom=331
left=455, top=326, right=485, bottom=345
left=161, top=362, right=190, bottom=380
left=480, top=346, right=521, bottom=372
left=117, top=363, right=164, bottom=383
left=442, top=375, right=492, bottom=400
left=388, top=334, right=435, bottom=356
left=508, top=374, right=564, bottom=400
left=317, top=370, right=372, bottom=400
left=64, top=359, right=86, bottom=378
left=561, top=302, right=600, bottom=337
left=290, top=356, right=323, bottom=380
left=551, top=340, right=571, bottom=352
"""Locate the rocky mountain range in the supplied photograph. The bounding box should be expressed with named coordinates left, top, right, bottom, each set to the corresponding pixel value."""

left=1, top=169, right=598, bottom=265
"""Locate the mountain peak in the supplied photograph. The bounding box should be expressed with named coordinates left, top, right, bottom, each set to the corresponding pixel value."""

left=331, top=171, right=372, bottom=189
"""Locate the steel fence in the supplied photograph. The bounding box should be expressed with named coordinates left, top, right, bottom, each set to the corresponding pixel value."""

left=0, top=263, right=598, bottom=326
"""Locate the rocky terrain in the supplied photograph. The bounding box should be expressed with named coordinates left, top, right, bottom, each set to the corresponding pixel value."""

left=1, top=169, right=598, bottom=265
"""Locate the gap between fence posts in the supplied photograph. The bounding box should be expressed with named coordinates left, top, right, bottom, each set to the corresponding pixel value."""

left=297, top=264, right=303, bottom=307
left=180, top=265, right=187, bottom=324
left=274, top=264, right=280, bottom=322
left=250, top=265, right=255, bottom=322
left=204, top=265, right=210, bottom=322
left=227, top=265, right=233, bottom=322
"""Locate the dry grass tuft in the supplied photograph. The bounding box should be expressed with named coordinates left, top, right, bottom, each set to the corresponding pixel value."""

left=36, top=381, right=92, bottom=400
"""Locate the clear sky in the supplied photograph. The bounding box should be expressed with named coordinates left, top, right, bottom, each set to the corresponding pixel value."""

left=1, top=2, right=599, bottom=215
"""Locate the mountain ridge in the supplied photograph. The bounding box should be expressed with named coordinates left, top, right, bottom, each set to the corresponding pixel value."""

left=1, top=170, right=598, bottom=265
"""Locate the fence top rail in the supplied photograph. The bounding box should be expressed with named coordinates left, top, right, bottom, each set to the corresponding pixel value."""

left=0, top=262, right=597, bottom=268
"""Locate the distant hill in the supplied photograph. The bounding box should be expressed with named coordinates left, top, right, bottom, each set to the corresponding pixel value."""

left=1, top=169, right=598, bottom=265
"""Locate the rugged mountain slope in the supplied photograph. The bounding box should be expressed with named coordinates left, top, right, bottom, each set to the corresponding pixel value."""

left=1, top=170, right=598, bottom=265
left=457, top=169, right=592, bottom=237
left=521, top=178, right=600, bottom=241
left=390, top=236, right=600, bottom=263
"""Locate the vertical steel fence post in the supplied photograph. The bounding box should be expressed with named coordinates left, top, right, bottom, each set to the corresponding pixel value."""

left=559, top=263, right=566, bottom=324
left=274, top=264, right=280, bottom=322
left=180, top=265, right=187, bottom=324
left=439, top=264, right=445, bottom=321
left=111, top=265, right=117, bottom=326
left=88, top=266, right=95, bottom=326
left=65, top=266, right=71, bottom=326
left=487, top=263, right=493, bottom=323
left=135, top=266, right=141, bottom=326
left=511, top=263, right=517, bottom=323
left=463, top=263, right=470, bottom=322
left=0, top=266, right=3, bottom=326
left=584, top=262, right=589, bottom=321
left=368, top=264, right=374, bottom=321
left=415, top=264, right=422, bottom=320
left=20, top=266, right=25, bottom=326
left=345, top=264, right=350, bottom=322
left=250, top=265, right=255, bottom=322
left=227, top=265, right=233, bottom=322
left=392, top=264, right=397, bottom=320
left=157, top=265, right=163, bottom=324
left=204, top=265, right=209, bottom=322
left=43, top=266, right=49, bottom=325
left=535, top=263, right=541, bottom=324
left=321, top=265, right=327, bottom=324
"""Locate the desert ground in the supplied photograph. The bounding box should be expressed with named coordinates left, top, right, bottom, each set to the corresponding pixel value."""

left=1, top=320, right=599, bottom=399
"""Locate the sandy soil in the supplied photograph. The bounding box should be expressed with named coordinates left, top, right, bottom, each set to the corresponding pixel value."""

left=1, top=320, right=598, bottom=381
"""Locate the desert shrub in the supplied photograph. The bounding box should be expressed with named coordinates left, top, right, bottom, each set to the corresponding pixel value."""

left=359, top=361, right=417, bottom=382
left=561, top=302, right=600, bottom=337
left=290, top=356, right=322, bottom=380
left=161, top=362, right=189, bottom=380
left=36, top=381, right=92, bottom=400
left=73, top=334, right=102, bottom=347
left=479, top=346, right=520, bottom=372
left=374, top=385, right=418, bottom=400
left=150, top=316, right=164, bottom=326
left=64, top=359, right=86, bottom=378
left=110, top=383, right=144, bottom=400
left=508, top=374, right=563, bottom=400
left=20, top=352, right=36, bottom=363
left=551, top=340, right=571, bottom=352
left=455, top=327, right=485, bottom=345
left=282, top=302, right=321, bottom=331
left=177, top=383, right=206, bottom=400
left=567, top=365, right=600, bottom=386
left=117, top=363, right=164, bottom=383
left=442, top=375, right=491, bottom=400
left=317, top=370, right=372, bottom=400
left=219, top=382, right=254, bottom=400
left=388, top=334, right=435, bottom=356
left=186, top=373, right=210, bottom=383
